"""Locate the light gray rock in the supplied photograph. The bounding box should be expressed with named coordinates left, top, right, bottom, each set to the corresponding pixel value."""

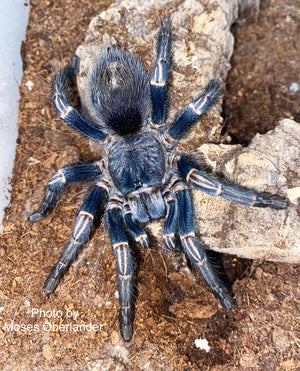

left=190, top=119, right=300, bottom=264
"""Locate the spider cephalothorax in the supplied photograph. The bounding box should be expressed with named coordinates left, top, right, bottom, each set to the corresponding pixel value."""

left=29, top=19, right=288, bottom=341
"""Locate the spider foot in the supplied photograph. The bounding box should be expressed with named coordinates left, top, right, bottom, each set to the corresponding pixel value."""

left=121, top=323, right=133, bottom=342
left=44, top=276, right=60, bottom=296
left=68, top=55, right=80, bottom=74
left=29, top=200, right=58, bottom=221
left=43, top=260, right=68, bottom=295
left=120, top=306, right=133, bottom=341
left=28, top=211, right=47, bottom=222
left=212, top=286, right=234, bottom=311
left=255, top=193, right=288, bottom=210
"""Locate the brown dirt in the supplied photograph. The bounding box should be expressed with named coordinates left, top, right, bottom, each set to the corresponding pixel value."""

left=1, top=0, right=299, bottom=370
left=223, top=0, right=300, bottom=144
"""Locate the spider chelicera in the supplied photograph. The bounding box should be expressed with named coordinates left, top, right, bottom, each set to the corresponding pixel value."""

left=29, top=19, right=288, bottom=341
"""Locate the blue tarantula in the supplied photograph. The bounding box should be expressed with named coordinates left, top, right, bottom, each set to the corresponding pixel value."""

left=29, top=19, right=288, bottom=341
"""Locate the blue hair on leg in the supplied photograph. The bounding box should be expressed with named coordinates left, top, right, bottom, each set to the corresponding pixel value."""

left=44, top=185, right=108, bottom=295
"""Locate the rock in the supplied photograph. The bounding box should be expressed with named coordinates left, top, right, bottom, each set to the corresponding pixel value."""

left=191, top=119, right=300, bottom=263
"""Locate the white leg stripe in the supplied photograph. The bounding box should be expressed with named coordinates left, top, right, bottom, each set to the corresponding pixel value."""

left=61, top=106, right=73, bottom=119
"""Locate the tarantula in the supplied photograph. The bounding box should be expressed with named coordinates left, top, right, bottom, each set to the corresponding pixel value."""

left=29, top=19, right=288, bottom=341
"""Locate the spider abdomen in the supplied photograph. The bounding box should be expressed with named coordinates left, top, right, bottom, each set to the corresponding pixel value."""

left=90, top=47, right=151, bottom=136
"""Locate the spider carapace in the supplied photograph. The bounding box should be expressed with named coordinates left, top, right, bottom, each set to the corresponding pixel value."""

left=29, top=19, right=288, bottom=341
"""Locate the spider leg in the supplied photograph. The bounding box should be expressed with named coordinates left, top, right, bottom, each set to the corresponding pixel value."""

left=151, top=18, right=171, bottom=125
left=106, top=200, right=134, bottom=341
left=175, top=187, right=233, bottom=310
left=164, top=81, right=221, bottom=148
left=29, top=163, right=103, bottom=222
left=52, top=62, right=107, bottom=141
left=177, top=154, right=288, bottom=209
left=162, top=189, right=179, bottom=252
left=43, top=183, right=108, bottom=296
left=123, top=202, right=150, bottom=249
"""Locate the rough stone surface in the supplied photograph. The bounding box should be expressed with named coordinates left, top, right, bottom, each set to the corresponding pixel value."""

left=191, top=118, right=300, bottom=263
